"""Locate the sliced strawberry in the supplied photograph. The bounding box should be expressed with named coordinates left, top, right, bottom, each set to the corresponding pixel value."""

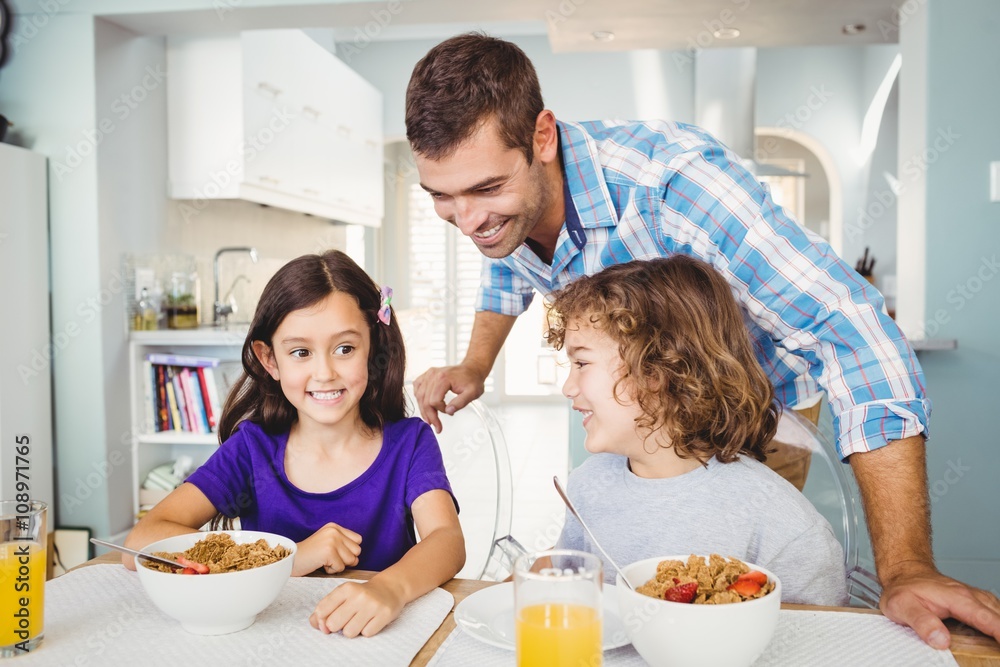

left=176, top=555, right=209, bottom=574
left=728, top=579, right=762, bottom=597
left=180, top=567, right=198, bottom=575
left=737, top=571, right=768, bottom=586
left=663, top=582, right=699, bottom=604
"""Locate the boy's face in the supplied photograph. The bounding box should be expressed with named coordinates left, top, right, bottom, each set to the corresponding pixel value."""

left=561, top=321, right=647, bottom=457
left=414, top=118, right=551, bottom=259
left=253, top=291, right=371, bottom=434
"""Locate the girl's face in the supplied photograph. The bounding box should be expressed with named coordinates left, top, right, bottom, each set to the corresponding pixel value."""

left=561, top=320, right=647, bottom=457
left=254, top=292, right=371, bottom=433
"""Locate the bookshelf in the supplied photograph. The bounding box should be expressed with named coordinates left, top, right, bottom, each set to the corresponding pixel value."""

left=128, top=328, right=246, bottom=520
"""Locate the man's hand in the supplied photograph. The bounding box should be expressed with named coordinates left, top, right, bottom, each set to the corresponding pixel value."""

left=879, top=563, right=1000, bottom=649
left=412, top=364, right=485, bottom=433
left=294, top=523, right=362, bottom=576
left=851, top=436, right=1000, bottom=647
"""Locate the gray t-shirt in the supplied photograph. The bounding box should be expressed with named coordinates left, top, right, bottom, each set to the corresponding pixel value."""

left=555, top=453, right=848, bottom=606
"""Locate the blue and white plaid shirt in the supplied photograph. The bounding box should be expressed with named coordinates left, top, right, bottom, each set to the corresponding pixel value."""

left=477, top=119, right=929, bottom=459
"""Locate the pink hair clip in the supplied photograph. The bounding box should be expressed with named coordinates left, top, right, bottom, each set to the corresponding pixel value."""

left=378, top=286, right=393, bottom=325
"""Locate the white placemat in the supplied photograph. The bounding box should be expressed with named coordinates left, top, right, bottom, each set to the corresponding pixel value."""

left=16, top=564, right=453, bottom=667
left=429, top=609, right=959, bottom=667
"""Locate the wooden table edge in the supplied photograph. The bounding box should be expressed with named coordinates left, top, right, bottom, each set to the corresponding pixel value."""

left=73, top=554, right=1000, bottom=666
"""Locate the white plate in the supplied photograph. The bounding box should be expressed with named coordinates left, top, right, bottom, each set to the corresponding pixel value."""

left=454, top=582, right=630, bottom=651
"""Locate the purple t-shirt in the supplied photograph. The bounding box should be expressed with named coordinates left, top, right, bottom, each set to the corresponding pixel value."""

left=186, top=417, right=457, bottom=571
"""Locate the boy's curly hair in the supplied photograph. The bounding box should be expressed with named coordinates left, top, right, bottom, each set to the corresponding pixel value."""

left=545, top=256, right=779, bottom=463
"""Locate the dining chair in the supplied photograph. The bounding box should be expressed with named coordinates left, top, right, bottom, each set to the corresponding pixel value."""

left=404, top=387, right=515, bottom=580
left=777, top=409, right=882, bottom=608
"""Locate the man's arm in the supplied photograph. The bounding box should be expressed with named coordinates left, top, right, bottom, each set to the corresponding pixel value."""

left=852, top=435, right=1000, bottom=648
left=413, top=310, right=517, bottom=432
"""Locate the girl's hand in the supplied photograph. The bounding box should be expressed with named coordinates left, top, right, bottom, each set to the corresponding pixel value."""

left=309, top=579, right=405, bottom=638
left=293, top=523, right=363, bottom=576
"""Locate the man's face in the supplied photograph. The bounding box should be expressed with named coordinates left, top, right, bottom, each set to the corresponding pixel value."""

left=414, top=120, right=549, bottom=259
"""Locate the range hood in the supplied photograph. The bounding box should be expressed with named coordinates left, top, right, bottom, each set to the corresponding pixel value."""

left=694, top=48, right=808, bottom=178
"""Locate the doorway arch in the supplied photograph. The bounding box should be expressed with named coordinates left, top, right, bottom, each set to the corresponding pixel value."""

left=756, top=127, right=843, bottom=256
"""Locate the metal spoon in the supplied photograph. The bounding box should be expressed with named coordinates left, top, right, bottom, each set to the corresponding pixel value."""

left=553, top=476, right=634, bottom=590
left=90, top=537, right=202, bottom=572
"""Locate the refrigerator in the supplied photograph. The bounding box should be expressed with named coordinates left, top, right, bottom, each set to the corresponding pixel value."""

left=0, top=143, right=54, bottom=514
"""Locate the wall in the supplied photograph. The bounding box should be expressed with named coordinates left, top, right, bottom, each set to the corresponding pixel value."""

left=920, top=0, right=1000, bottom=593
left=756, top=43, right=902, bottom=305
left=344, top=35, right=696, bottom=141
left=165, top=199, right=348, bottom=325
left=0, top=14, right=108, bottom=533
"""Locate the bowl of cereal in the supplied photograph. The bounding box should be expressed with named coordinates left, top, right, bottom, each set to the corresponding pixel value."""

left=135, top=530, right=296, bottom=635
left=616, top=554, right=781, bottom=667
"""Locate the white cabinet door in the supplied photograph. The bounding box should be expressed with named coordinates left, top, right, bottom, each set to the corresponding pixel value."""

left=171, top=30, right=384, bottom=226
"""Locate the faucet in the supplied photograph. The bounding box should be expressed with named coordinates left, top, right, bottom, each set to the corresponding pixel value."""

left=214, top=247, right=258, bottom=326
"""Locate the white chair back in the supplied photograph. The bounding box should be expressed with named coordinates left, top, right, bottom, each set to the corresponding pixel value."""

left=405, top=388, right=513, bottom=580
left=778, top=409, right=881, bottom=608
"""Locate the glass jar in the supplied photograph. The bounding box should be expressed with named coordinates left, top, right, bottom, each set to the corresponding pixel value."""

left=165, top=271, right=200, bottom=329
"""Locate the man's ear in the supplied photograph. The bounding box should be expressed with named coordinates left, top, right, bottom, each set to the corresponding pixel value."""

left=533, top=109, right=559, bottom=163
left=252, top=340, right=279, bottom=381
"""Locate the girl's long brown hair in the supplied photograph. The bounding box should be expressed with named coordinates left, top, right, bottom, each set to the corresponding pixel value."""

left=211, top=250, right=406, bottom=529
left=546, top=256, right=779, bottom=463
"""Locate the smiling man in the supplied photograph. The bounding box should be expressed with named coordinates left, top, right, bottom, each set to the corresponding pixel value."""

left=405, top=33, right=1000, bottom=648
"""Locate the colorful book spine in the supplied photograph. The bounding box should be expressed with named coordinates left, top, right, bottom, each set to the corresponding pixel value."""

left=142, top=360, right=156, bottom=433
left=185, top=368, right=211, bottom=434
left=156, top=365, right=170, bottom=430
left=196, top=367, right=217, bottom=431
left=179, top=369, right=200, bottom=433
left=164, top=371, right=183, bottom=432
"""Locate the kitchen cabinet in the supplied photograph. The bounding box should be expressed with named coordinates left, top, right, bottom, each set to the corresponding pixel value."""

left=168, top=30, right=383, bottom=227
left=128, top=330, right=244, bottom=520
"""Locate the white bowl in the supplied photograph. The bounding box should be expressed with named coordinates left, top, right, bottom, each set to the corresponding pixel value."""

left=135, top=530, right=296, bottom=635
left=616, top=555, right=781, bottom=667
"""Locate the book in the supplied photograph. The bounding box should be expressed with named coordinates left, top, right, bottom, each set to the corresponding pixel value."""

left=145, top=353, right=220, bottom=368
left=178, top=369, right=200, bottom=433
left=184, top=368, right=211, bottom=434
left=164, top=371, right=183, bottom=432
left=155, top=365, right=170, bottom=430
left=196, top=367, right=218, bottom=431
left=142, top=360, right=156, bottom=433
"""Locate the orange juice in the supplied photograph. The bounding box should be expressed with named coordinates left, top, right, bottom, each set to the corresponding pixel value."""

left=0, top=542, right=45, bottom=648
left=516, top=602, right=601, bottom=667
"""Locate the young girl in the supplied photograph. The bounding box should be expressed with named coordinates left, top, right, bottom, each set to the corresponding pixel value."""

left=124, top=250, right=465, bottom=637
left=546, top=255, right=847, bottom=605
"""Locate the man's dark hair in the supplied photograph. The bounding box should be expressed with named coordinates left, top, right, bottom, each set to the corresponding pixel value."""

left=405, top=32, right=544, bottom=163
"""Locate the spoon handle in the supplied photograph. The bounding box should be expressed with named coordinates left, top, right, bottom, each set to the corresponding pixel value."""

left=553, top=476, right=633, bottom=590
left=89, top=537, right=184, bottom=570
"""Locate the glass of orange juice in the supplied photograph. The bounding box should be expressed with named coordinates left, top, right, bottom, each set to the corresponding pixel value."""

left=514, top=549, right=603, bottom=667
left=1, top=501, right=47, bottom=657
